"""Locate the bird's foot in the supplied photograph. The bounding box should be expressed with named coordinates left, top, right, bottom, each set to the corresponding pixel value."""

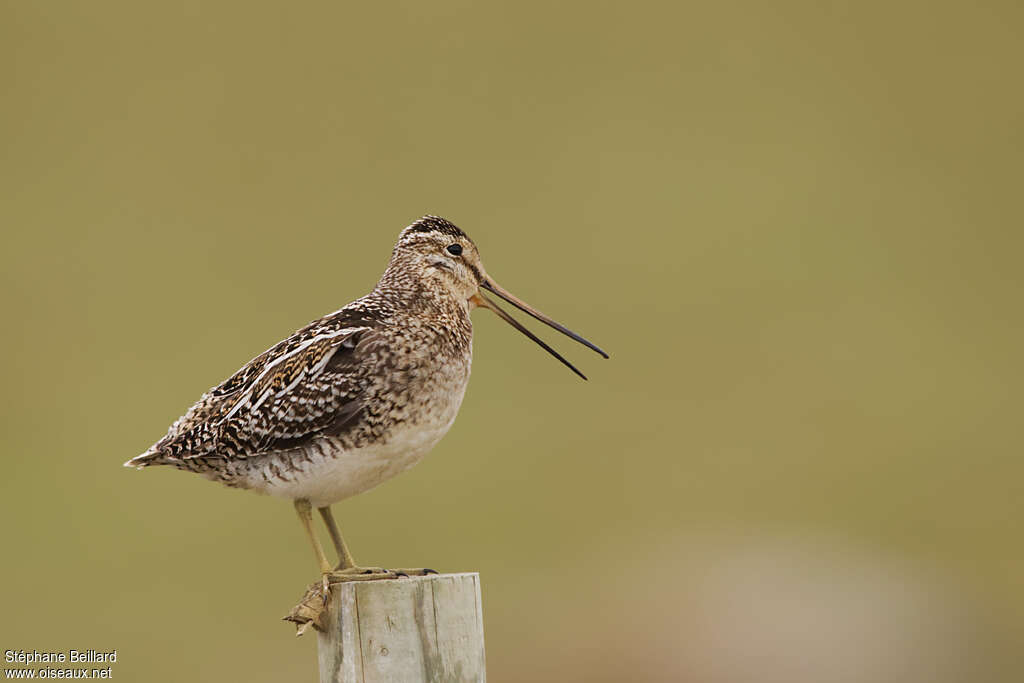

left=283, top=567, right=442, bottom=636
left=327, top=565, right=391, bottom=581
left=325, top=566, right=437, bottom=582
left=388, top=567, right=440, bottom=577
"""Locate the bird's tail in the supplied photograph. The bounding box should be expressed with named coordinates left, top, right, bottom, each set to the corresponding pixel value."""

left=123, top=448, right=167, bottom=469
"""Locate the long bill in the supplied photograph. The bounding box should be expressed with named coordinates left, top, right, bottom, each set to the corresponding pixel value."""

left=480, top=280, right=609, bottom=359
left=474, top=279, right=608, bottom=381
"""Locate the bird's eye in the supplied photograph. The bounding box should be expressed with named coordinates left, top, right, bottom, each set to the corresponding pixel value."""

left=446, top=244, right=463, bottom=256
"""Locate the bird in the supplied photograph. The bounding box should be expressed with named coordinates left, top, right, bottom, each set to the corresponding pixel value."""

left=125, top=215, right=607, bottom=585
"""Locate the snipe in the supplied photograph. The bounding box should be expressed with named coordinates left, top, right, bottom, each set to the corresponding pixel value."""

left=126, top=216, right=607, bottom=585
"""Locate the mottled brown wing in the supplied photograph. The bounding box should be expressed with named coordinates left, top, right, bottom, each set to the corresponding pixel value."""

left=133, top=325, right=371, bottom=465
left=218, top=329, right=369, bottom=455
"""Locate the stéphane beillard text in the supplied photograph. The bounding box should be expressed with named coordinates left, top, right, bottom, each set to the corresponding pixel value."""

left=5, top=650, right=117, bottom=664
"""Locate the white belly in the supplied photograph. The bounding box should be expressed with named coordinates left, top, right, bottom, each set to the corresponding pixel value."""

left=239, top=408, right=460, bottom=508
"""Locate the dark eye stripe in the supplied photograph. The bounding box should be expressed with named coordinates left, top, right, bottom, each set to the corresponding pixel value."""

left=446, top=244, right=463, bottom=256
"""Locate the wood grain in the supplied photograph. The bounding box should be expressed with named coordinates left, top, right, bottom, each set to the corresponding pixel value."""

left=317, top=573, right=485, bottom=683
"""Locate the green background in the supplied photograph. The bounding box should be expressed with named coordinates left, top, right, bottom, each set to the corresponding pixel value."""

left=2, top=1, right=1021, bottom=680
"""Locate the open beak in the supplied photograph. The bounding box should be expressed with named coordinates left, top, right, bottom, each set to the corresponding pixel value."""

left=473, top=278, right=608, bottom=380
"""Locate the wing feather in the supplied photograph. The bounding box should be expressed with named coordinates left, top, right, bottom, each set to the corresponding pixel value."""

left=128, top=316, right=375, bottom=467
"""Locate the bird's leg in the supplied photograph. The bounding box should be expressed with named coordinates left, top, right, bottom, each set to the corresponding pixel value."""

left=316, top=506, right=436, bottom=581
left=289, top=501, right=436, bottom=585
left=294, top=499, right=332, bottom=589
left=315, top=505, right=392, bottom=580
left=318, top=505, right=358, bottom=571
left=283, top=504, right=397, bottom=637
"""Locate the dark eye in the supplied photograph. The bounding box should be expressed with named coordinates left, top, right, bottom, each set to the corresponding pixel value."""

left=446, top=244, right=463, bottom=256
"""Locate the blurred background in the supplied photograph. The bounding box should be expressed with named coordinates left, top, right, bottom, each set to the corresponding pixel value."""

left=2, top=1, right=1022, bottom=680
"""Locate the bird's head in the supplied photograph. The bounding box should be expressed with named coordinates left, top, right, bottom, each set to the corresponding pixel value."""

left=391, top=215, right=484, bottom=303
left=388, top=215, right=608, bottom=379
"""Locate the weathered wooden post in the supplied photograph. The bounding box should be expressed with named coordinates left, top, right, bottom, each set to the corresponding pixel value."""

left=312, top=573, right=486, bottom=683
